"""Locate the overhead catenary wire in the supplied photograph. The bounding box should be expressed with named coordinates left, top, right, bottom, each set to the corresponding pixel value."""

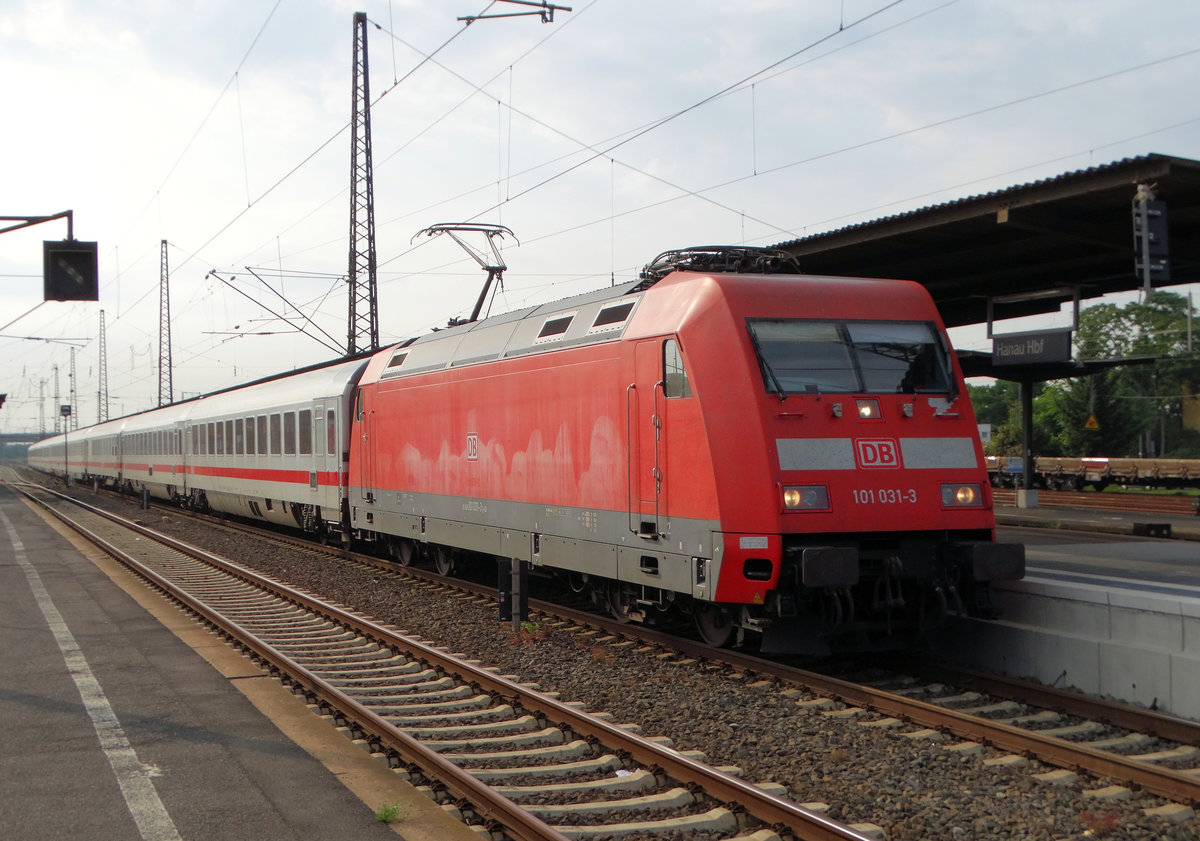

left=12, top=2, right=1200, bottom=426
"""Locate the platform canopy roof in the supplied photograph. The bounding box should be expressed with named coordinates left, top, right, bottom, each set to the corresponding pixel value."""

left=775, top=153, right=1200, bottom=330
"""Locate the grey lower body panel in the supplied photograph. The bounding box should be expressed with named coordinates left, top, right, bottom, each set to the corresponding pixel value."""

left=349, top=489, right=720, bottom=597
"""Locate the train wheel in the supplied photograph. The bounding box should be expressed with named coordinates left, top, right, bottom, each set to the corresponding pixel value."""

left=433, top=546, right=457, bottom=577
left=606, top=583, right=639, bottom=623
left=394, top=539, right=418, bottom=567
left=694, top=603, right=735, bottom=648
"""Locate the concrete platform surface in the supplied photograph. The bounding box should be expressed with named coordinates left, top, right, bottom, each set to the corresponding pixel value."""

left=0, top=484, right=477, bottom=841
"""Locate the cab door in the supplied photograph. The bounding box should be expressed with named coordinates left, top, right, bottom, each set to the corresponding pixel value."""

left=629, top=339, right=666, bottom=537
left=355, top=389, right=375, bottom=504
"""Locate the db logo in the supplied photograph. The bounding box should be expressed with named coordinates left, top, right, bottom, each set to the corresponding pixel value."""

left=465, top=433, right=480, bottom=461
left=855, top=438, right=901, bottom=469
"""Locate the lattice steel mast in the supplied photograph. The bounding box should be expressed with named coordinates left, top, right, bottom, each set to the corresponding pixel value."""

left=69, top=347, right=78, bottom=431
left=347, top=10, right=378, bottom=355
left=98, top=309, right=109, bottom=422
left=53, top=365, right=61, bottom=434
left=158, top=239, right=173, bottom=406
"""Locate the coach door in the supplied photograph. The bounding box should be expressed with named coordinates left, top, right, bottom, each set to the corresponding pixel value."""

left=312, top=401, right=334, bottom=492
left=629, top=339, right=666, bottom=537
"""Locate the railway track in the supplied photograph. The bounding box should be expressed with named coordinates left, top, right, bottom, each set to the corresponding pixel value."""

left=12, top=479, right=883, bottom=841
left=993, top=488, right=1199, bottom=516
left=15, top=472, right=1200, bottom=835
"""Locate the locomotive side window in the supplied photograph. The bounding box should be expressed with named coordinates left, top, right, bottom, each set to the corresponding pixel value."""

left=663, top=339, right=692, bottom=398
left=589, top=301, right=635, bottom=333
left=746, top=319, right=952, bottom=396
left=535, top=313, right=574, bottom=343
left=270, top=414, right=282, bottom=455
left=298, top=410, right=312, bottom=455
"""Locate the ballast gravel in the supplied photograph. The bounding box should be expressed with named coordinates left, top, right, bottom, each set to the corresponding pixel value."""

left=50, top=485, right=1199, bottom=841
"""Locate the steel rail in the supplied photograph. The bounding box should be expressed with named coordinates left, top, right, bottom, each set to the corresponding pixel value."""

left=887, top=656, right=1200, bottom=746
left=376, top=567, right=1200, bottom=806
left=179, top=507, right=1200, bottom=805
left=554, top=612, right=1200, bottom=806
left=19, top=483, right=879, bottom=841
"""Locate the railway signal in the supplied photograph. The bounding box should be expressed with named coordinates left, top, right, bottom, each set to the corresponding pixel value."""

left=1132, top=184, right=1169, bottom=290
left=43, top=239, right=99, bottom=301
left=0, top=211, right=99, bottom=302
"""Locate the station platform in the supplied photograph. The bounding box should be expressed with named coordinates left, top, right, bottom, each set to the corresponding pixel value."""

left=995, top=500, right=1200, bottom=542
left=0, top=483, right=475, bottom=841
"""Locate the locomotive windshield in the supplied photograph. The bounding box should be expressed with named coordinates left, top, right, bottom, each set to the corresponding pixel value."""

left=746, top=319, right=953, bottom=396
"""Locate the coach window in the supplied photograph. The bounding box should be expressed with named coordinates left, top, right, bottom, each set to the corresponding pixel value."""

left=245, top=417, right=255, bottom=455
left=327, top=410, right=336, bottom=454
left=235, top=419, right=244, bottom=455
left=257, top=415, right=268, bottom=455
left=298, top=410, right=312, bottom=455
left=270, top=414, right=282, bottom=455
left=224, top=420, right=234, bottom=455
left=207, top=423, right=216, bottom=456
left=663, top=339, right=692, bottom=398
left=283, top=412, right=297, bottom=455
left=216, top=421, right=225, bottom=455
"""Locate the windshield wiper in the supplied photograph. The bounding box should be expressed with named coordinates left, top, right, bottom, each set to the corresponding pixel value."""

left=747, top=328, right=788, bottom=402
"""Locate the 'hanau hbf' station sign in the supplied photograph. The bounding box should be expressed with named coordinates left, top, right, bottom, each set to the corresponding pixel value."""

left=991, top=328, right=1072, bottom=366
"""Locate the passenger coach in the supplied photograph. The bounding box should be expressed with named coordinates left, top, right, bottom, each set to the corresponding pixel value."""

left=28, top=357, right=368, bottom=538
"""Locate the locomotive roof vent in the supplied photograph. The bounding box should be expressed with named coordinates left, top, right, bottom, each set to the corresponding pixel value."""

left=636, top=245, right=803, bottom=286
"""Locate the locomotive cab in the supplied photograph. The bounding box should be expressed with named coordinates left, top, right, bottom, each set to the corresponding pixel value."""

left=662, top=266, right=1025, bottom=653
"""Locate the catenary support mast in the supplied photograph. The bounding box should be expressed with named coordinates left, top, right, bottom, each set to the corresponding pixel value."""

left=158, top=239, right=173, bottom=406
left=98, top=309, right=109, bottom=423
left=347, top=10, right=378, bottom=355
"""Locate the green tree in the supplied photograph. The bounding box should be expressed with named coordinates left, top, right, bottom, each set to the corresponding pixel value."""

left=1055, top=291, right=1198, bottom=456
left=981, top=383, right=1060, bottom=457
left=967, top=381, right=1018, bottom=428
left=1048, top=371, right=1146, bottom=456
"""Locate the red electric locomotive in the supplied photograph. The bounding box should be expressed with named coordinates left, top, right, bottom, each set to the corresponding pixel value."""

left=349, top=247, right=1024, bottom=654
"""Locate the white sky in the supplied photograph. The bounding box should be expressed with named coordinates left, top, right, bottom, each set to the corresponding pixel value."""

left=2, top=0, right=1199, bottom=432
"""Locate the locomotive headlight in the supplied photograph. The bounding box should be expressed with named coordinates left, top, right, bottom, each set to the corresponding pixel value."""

left=941, top=482, right=982, bottom=507
left=855, top=398, right=880, bottom=419
left=782, top=484, right=829, bottom=511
